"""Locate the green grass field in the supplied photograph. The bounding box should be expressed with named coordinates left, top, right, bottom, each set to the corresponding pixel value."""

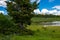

left=10, top=16, right=60, bottom=40
left=1, top=24, right=60, bottom=40
left=0, top=16, right=60, bottom=40
left=9, top=24, right=60, bottom=40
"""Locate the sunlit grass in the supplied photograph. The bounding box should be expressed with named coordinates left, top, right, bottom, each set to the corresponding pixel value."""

left=0, top=24, right=60, bottom=40
left=8, top=24, right=60, bottom=40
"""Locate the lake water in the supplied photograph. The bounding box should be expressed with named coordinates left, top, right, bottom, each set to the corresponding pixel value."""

left=42, top=21, right=60, bottom=26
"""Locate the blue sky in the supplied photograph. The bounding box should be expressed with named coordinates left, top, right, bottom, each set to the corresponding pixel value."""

left=0, top=6, right=7, bottom=14
left=38, top=0, right=60, bottom=10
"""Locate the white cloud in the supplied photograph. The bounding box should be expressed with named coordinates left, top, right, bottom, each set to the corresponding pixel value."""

left=0, top=1, right=7, bottom=7
left=41, top=9, right=48, bottom=13
left=48, top=10, right=57, bottom=14
left=41, top=9, right=60, bottom=15
left=34, top=9, right=60, bottom=15
left=34, top=9, right=40, bottom=14
left=52, top=5, right=60, bottom=10
left=49, top=0, right=54, bottom=2
left=0, top=0, right=7, bottom=1
left=0, top=11, right=4, bottom=14
left=54, top=11, right=60, bottom=15
left=36, top=0, right=40, bottom=4
left=0, top=11, right=7, bottom=15
left=30, top=0, right=40, bottom=4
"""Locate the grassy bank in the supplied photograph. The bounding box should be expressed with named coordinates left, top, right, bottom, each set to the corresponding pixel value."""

left=32, top=15, right=60, bottom=23
left=11, top=25, right=60, bottom=40
left=0, top=24, right=60, bottom=40
left=11, top=24, right=60, bottom=40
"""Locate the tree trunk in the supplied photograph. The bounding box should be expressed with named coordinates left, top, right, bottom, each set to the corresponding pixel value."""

left=19, top=22, right=24, bottom=30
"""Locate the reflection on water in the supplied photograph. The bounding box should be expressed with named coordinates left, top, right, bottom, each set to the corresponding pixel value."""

left=43, top=21, right=60, bottom=26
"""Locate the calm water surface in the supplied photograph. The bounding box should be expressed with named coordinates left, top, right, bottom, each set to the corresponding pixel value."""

left=44, top=21, right=60, bottom=26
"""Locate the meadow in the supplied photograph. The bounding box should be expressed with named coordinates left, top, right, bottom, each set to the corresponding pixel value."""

left=0, top=15, right=60, bottom=40
left=1, top=24, right=60, bottom=40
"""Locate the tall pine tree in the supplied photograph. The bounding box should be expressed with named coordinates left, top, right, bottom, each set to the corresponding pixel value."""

left=7, top=0, right=38, bottom=30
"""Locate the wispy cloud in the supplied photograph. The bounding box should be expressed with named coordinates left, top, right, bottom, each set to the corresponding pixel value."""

left=30, top=0, right=40, bottom=4
left=49, top=0, right=54, bottom=2
left=0, top=11, right=4, bottom=13
left=0, top=0, right=7, bottom=1
left=0, top=1, right=7, bottom=7
left=36, top=0, right=40, bottom=4
left=52, top=5, right=60, bottom=10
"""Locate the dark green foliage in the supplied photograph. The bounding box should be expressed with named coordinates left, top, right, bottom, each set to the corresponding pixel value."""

left=0, top=14, right=13, bottom=27
left=6, top=0, right=38, bottom=35
left=0, top=14, right=20, bottom=35
left=7, top=0, right=37, bottom=29
left=34, top=14, right=60, bottom=18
